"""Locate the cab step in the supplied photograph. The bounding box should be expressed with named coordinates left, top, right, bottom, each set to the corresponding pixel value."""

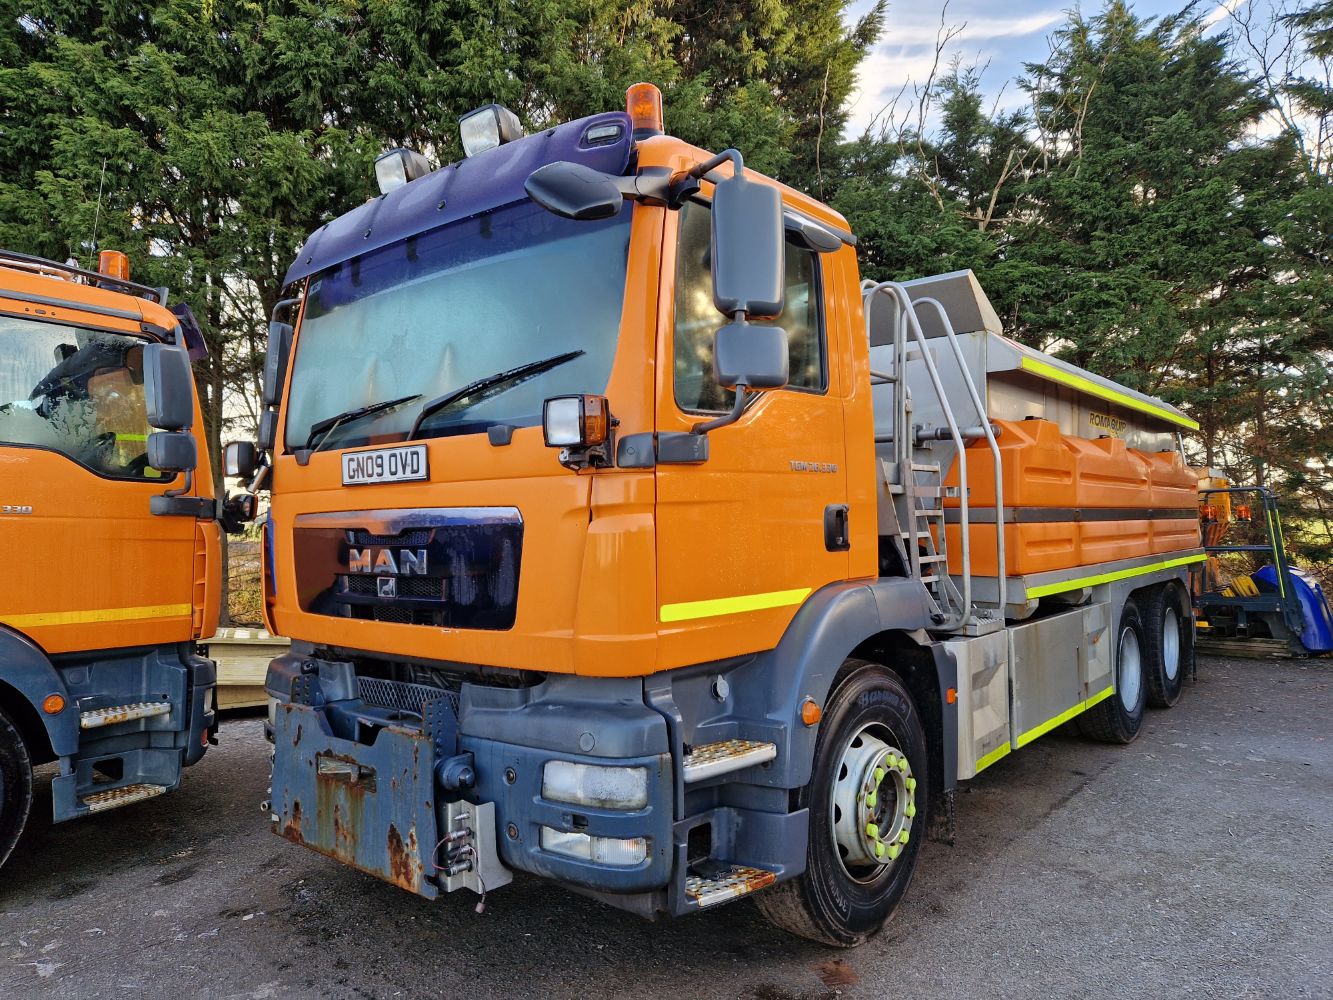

left=681, top=739, right=777, bottom=783
left=80, top=701, right=172, bottom=730
left=80, top=783, right=169, bottom=814
left=685, top=863, right=778, bottom=908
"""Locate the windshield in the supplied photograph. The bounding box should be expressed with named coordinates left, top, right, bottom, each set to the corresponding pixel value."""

left=0, top=316, right=160, bottom=480
left=284, top=200, right=633, bottom=451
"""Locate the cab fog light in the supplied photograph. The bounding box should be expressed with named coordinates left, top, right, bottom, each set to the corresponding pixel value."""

left=542, top=761, right=648, bottom=810
left=540, top=827, right=647, bottom=866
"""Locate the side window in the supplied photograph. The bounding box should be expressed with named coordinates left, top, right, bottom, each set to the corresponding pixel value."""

left=672, top=200, right=826, bottom=413
left=0, top=319, right=158, bottom=479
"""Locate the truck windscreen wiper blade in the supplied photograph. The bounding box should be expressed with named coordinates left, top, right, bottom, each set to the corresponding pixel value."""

left=304, top=393, right=423, bottom=452
left=406, top=349, right=585, bottom=441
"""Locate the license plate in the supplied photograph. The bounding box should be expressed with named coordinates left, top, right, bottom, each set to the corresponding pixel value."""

left=342, top=444, right=428, bottom=486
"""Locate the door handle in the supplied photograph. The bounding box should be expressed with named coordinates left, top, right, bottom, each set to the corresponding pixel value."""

left=824, top=504, right=850, bottom=551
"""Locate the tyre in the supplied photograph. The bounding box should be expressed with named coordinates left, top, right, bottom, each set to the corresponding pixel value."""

left=1144, top=585, right=1191, bottom=708
left=755, top=659, right=927, bottom=947
left=0, top=705, right=34, bottom=871
left=1078, top=600, right=1147, bottom=744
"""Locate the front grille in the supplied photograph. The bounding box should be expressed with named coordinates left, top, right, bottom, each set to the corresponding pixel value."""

left=351, top=528, right=432, bottom=546
left=294, top=507, right=523, bottom=631
left=357, top=676, right=459, bottom=716
left=342, top=575, right=443, bottom=599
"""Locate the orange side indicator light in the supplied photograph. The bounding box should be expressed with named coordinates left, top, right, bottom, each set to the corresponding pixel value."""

left=946, top=687, right=958, bottom=705
left=626, top=82, right=664, bottom=138
left=97, top=250, right=130, bottom=281
left=800, top=698, right=822, bottom=727
left=42, top=693, right=66, bottom=715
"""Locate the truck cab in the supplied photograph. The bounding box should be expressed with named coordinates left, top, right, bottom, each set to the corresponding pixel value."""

left=245, top=86, right=1201, bottom=945
left=0, top=250, right=222, bottom=869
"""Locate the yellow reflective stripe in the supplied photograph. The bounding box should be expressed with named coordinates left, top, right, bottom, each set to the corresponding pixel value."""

left=1019, top=357, right=1200, bottom=431
left=1016, top=684, right=1116, bottom=748
left=974, top=740, right=1012, bottom=774
left=1266, top=510, right=1286, bottom=597
left=660, top=587, right=812, bottom=623
left=0, top=603, right=192, bottom=629
left=1026, top=553, right=1206, bottom=600
left=1083, top=684, right=1115, bottom=709
left=115, top=433, right=149, bottom=442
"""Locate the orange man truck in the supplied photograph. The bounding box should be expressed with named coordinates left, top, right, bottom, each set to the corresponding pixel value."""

left=230, top=85, right=1203, bottom=945
left=0, top=250, right=233, bottom=870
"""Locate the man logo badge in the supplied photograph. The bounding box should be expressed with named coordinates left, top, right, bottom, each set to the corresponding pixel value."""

left=377, top=577, right=398, bottom=599
left=347, top=548, right=428, bottom=575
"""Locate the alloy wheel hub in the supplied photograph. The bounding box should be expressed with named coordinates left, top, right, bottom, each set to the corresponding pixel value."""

left=831, top=725, right=916, bottom=879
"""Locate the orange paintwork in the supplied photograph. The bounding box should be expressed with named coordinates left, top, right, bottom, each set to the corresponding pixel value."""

left=0, top=263, right=217, bottom=655
left=267, top=134, right=878, bottom=677
left=941, top=418, right=1199, bottom=577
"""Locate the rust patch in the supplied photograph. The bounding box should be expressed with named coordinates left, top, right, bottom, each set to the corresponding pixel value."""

left=815, top=960, right=859, bottom=988
left=386, top=824, right=420, bottom=892
left=333, top=802, right=353, bottom=857
left=282, top=800, right=304, bottom=844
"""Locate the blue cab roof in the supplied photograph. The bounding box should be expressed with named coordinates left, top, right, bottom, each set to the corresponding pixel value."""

left=284, top=111, right=635, bottom=286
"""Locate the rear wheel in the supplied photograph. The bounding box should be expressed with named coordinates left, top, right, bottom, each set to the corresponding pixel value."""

left=1144, top=585, right=1191, bottom=708
left=755, top=660, right=927, bottom=947
left=1078, top=601, right=1147, bottom=744
left=0, top=706, right=34, bottom=871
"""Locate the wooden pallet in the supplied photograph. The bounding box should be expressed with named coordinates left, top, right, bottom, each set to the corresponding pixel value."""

left=206, top=628, right=291, bottom=709
left=1195, top=636, right=1298, bottom=659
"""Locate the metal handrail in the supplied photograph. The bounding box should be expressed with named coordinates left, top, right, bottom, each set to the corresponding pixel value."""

left=863, top=280, right=972, bottom=628
left=911, top=296, right=1007, bottom=617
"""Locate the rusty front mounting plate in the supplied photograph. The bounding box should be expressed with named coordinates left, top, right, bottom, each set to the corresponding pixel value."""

left=272, top=702, right=441, bottom=898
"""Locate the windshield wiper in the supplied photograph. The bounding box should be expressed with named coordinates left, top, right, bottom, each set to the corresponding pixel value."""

left=406, top=350, right=585, bottom=441
left=303, top=394, right=423, bottom=452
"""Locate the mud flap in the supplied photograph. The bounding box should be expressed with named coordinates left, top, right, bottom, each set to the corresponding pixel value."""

left=272, top=702, right=441, bottom=898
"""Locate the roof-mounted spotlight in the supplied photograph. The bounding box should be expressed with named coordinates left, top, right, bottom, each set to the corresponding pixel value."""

left=374, top=147, right=432, bottom=195
left=459, top=104, right=524, bottom=158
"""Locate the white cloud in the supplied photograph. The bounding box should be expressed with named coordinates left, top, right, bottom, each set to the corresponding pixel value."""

left=1203, top=0, right=1249, bottom=29
left=879, top=10, right=1064, bottom=47
left=845, top=6, right=1064, bottom=136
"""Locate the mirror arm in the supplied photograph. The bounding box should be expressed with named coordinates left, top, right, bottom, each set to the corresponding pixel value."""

left=164, top=467, right=194, bottom=499
left=248, top=461, right=272, bottom=494
left=688, top=148, right=745, bottom=181
left=272, top=297, right=301, bottom=323
left=691, top=386, right=748, bottom=435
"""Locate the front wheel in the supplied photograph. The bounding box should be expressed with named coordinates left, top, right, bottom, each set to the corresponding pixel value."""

left=755, top=660, right=928, bottom=947
left=0, top=705, right=34, bottom=871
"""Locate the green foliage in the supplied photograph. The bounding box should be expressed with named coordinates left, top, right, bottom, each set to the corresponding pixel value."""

left=0, top=0, right=1328, bottom=571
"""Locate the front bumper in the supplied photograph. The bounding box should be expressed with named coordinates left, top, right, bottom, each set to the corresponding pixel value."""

left=267, top=657, right=675, bottom=898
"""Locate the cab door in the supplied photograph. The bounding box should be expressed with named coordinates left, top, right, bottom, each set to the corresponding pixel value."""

left=653, top=201, right=850, bottom=670
left=0, top=308, right=198, bottom=655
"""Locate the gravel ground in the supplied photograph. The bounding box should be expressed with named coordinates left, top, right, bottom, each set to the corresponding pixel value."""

left=2, top=654, right=1329, bottom=1000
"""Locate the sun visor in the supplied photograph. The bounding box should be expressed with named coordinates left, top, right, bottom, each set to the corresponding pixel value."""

left=284, top=113, right=634, bottom=287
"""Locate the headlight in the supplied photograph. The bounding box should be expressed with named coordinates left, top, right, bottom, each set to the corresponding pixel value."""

left=540, top=828, right=647, bottom=866
left=541, top=761, right=648, bottom=810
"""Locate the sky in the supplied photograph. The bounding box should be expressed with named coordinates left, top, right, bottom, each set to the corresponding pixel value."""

left=842, top=0, right=1252, bottom=137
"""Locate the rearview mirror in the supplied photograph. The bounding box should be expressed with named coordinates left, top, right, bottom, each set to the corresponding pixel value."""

left=262, top=321, right=293, bottom=407
left=142, top=343, right=195, bottom=431
left=258, top=410, right=279, bottom=452
left=525, top=161, right=623, bottom=221
left=147, top=430, right=197, bottom=473
left=224, top=440, right=259, bottom=479
left=710, top=172, right=784, bottom=319
left=714, top=322, right=789, bottom=390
